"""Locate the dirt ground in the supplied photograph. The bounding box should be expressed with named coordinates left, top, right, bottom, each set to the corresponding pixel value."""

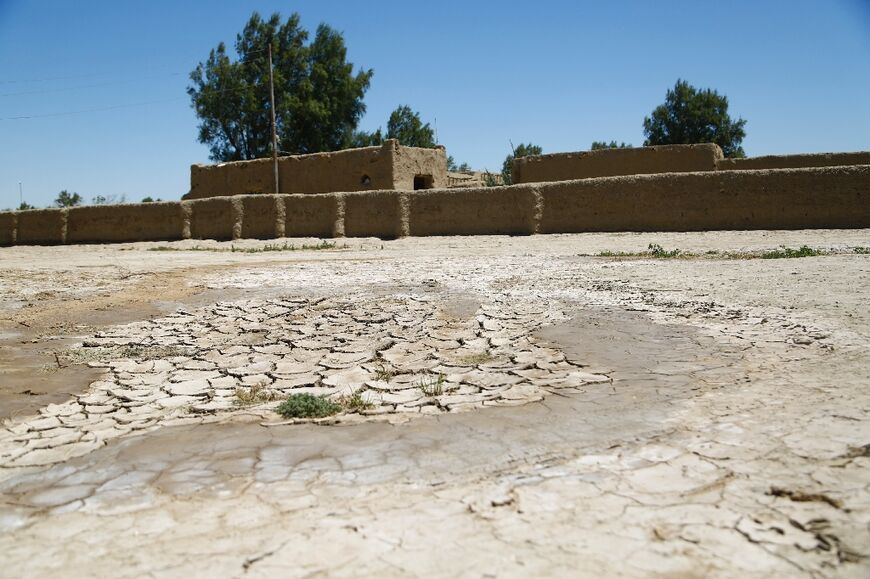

left=0, top=230, right=868, bottom=578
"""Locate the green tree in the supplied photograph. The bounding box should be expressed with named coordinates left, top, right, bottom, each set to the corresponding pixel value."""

left=350, top=105, right=437, bottom=149
left=18, top=202, right=33, bottom=211
left=591, top=140, right=632, bottom=150
left=54, top=190, right=82, bottom=207
left=349, top=128, right=383, bottom=148
left=92, top=194, right=125, bottom=205
left=188, top=12, right=373, bottom=161
left=385, top=105, right=436, bottom=148
left=447, top=156, right=471, bottom=172
left=643, top=79, right=747, bottom=158
left=141, top=196, right=161, bottom=203
left=501, top=143, right=542, bottom=185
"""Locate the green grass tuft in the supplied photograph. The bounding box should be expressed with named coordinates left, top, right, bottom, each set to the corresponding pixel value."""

left=760, top=245, right=823, bottom=259
left=276, top=394, right=342, bottom=419
left=418, top=373, right=446, bottom=397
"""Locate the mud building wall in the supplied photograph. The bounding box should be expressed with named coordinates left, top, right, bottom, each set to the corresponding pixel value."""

left=513, top=144, right=724, bottom=184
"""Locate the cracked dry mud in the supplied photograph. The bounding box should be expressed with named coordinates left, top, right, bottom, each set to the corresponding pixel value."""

left=0, top=231, right=868, bottom=578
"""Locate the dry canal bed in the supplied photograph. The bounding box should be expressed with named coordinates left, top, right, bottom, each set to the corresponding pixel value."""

left=0, top=230, right=868, bottom=577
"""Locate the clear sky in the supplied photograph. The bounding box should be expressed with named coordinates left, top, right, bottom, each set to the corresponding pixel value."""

left=1, top=0, right=868, bottom=209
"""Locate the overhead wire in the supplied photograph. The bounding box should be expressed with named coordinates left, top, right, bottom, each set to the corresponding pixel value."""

left=0, top=48, right=275, bottom=121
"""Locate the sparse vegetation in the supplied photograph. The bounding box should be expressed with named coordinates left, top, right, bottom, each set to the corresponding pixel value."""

left=276, top=393, right=342, bottom=419
left=336, top=391, right=374, bottom=412
left=234, top=382, right=280, bottom=406
left=56, top=344, right=192, bottom=367
left=759, top=245, right=822, bottom=259
left=374, top=362, right=394, bottom=382
left=417, top=373, right=445, bottom=397
left=647, top=243, right=681, bottom=258
left=592, top=244, right=845, bottom=260
left=597, top=243, right=682, bottom=259
left=854, top=247, right=870, bottom=254
left=147, top=241, right=341, bottom=253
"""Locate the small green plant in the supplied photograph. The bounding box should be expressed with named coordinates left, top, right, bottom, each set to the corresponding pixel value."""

left=852, top=246, right=870, bottom=254
left=760, top=245, right=822, bottom=259
left=276, top=393, right=341, bottom=418
left=417, top=373, right=445, bottom=397
left=647, top=243, right=681, bottom=258
left=336, top=392, right=374, bottom=412
left=235, top=382, right=280, bottom=406
left=374, top=362, right=394, bottom=382
left=596, top=244, right=684, bottom=258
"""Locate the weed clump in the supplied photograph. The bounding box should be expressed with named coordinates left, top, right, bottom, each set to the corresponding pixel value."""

left=336, top=392, right=374, bottom=412
left=374, top=362, right=394, bottom=382
left=760, top=245, right=822, bottom=259
left=235, top=382, right=280, bottom=406
left=418, top=373, right=446, bottom=397
left=647, top=243, right=681, bottom=258
left=276, top=394, right=341, bottom=419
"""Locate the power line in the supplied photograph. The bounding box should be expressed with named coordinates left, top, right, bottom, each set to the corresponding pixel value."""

left=0, top=72, right=186, bottom=98
left=0, top=47, right=270, bottom=85
left=0, top=97, right=187, bottom=121
left=0, top=81, right=273, bottom=121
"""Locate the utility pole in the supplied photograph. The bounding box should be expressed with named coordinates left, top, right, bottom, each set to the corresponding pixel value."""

left=18, top=181, right=22, bottom=208
left=268, top=43, right=279, bottom=194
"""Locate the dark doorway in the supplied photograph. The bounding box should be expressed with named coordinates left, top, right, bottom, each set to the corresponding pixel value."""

left=413, top=175, right=434, bottom=190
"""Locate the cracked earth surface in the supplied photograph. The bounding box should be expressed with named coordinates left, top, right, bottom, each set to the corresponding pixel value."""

left=0, top=230, right=868, bottom=578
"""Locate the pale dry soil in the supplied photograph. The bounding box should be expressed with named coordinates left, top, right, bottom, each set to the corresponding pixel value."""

left=0, top=230, right=868, bottom=578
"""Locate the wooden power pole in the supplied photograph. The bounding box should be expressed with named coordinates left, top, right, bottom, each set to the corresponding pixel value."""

left=268, top=43, right=279, bottom=194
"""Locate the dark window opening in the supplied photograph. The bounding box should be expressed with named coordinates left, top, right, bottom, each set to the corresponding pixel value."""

left=360, top=174, right=371, bottom=186
left=413, top=174, right=434, bottom=190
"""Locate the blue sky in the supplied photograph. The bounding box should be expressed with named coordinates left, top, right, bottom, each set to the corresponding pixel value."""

left=1, top=0, right=868, bottom=208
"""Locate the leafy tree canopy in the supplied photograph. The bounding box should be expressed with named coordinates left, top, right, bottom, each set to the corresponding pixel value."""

left=386, top=105, right=436, bottom=148
left=447, top=156, right=471, bottom=172
left=502, top=143, right=543, bottom=185
left=54, top=191, right=82, bottom=207
left=18, top=202, right=33, bottom=211
left=643, top=79, right=747, bottom=158
left=591, top=140, right=632, bottom=150
left=92, top=194, right=125, bottom=205
left=188, top=12, right=373, bottom=161
left=351, top=105, right=437, bottom=149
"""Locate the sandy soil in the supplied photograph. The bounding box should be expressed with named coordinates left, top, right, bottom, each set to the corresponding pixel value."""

left=0, top=230, right=868, bottom=578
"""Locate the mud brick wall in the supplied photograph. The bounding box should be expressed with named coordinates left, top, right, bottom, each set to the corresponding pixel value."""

left=15, top=209, right=67, bottom=245
left=185, top=197, right=240, bottom=241
left=537, top=165, right=870, bottom=232
left=514, top=144, right=723, bottom=183
left=240, top=195, right=284, bottom=240
left=284, top=194, right=341, bottom=238
left=407, top=186, right=539, bottom=236
left=717, top=152, right=870, bottom=171
left=186, top=141, right=447, bottom=200
left=66, top=203, right=184, bottom=243
left=1, top=165, right=868, bottom=246
left=0, top=212, right=15, bottom=246
left=343, top=191, right=405, bottom=239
